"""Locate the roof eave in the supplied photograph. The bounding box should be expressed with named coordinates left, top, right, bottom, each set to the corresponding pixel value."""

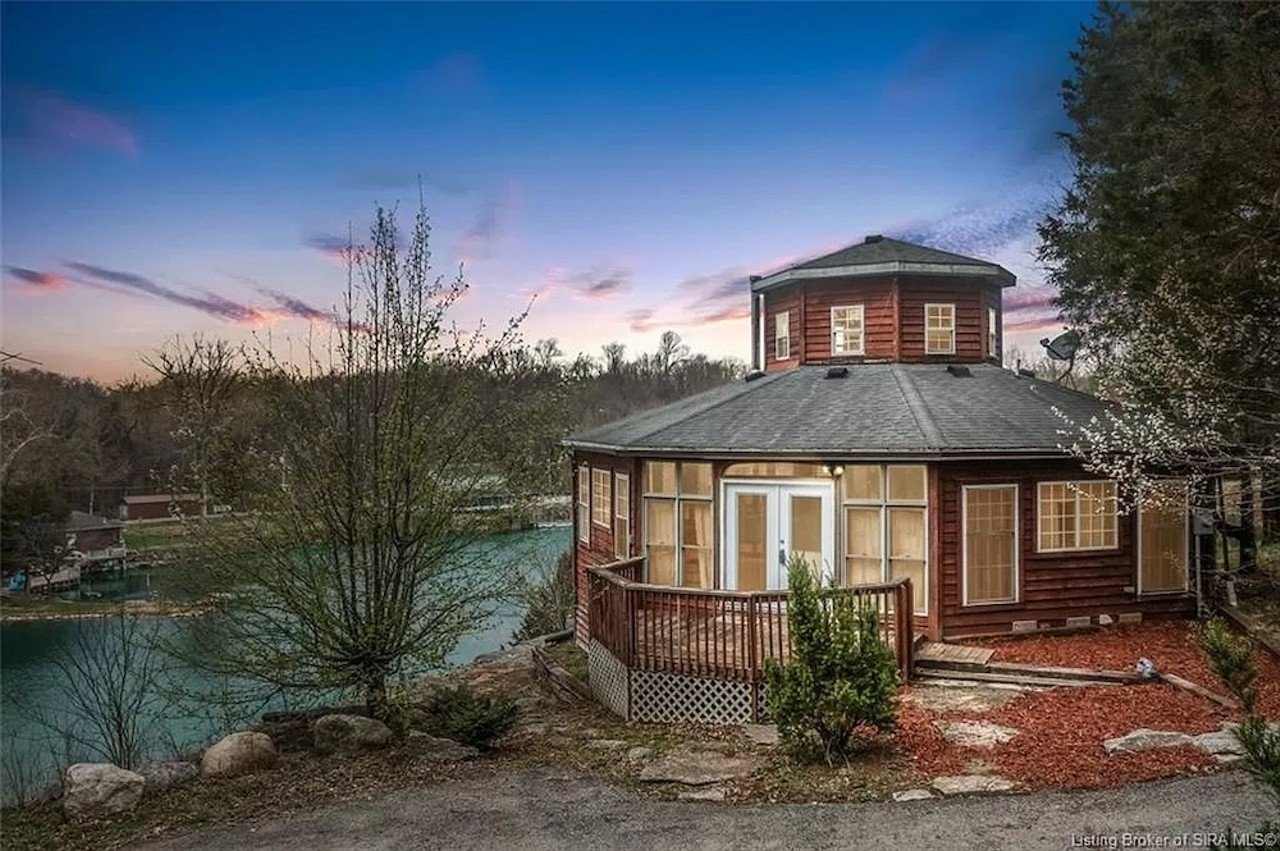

left=560, top=439, right=1074, bottom=460
left=751, top=261, right=1016, bottom=293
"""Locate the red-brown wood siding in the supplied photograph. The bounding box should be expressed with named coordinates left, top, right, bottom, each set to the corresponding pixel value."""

left=935, top=460, right=1194, bottom=639
left=572, top=451, right=639, bottom=646
left=801, top=278, right=896, bottom=362
left=763, top=289, right=801, bottom=372
left=896, top=279, right=985, bottom=362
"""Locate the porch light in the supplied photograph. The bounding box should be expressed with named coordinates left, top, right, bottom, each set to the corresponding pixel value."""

left=821, top=465, right=845, bottom=477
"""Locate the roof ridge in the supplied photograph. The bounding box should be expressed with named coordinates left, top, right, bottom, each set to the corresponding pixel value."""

left=890, top=366, right=945, bottom=449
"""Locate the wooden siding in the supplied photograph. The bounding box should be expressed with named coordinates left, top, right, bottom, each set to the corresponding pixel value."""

left=935, top=459, right=1194, bottom=639
left=572, top=451, right=640, bottom=645
left=763, top=275, right=1002, bottom=370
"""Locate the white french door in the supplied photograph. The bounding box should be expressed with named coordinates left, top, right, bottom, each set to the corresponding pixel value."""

left=722, top=481, right=835, bottom=590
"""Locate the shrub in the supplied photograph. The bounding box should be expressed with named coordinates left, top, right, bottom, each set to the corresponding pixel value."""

left=1196, top=619, right=1280, bottom=810
left=512, top=548, right=575, bottom=643
left=765, top=555, right=899, bottom=763
left=419, top=685, right=518, bottom=751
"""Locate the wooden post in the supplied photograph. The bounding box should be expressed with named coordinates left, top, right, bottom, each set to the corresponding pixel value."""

left=898, top=579, right=914, bottom=679
left=746, top=595, right=759, bottom=721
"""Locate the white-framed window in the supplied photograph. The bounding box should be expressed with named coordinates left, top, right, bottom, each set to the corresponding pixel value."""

left=841, top=464, right=928, bottom=614
left=1138, top=480, right=1189, bottom=595
left=1037, top=480, right=1119, bottom=552
left=576, top=465, right=589, bottom=543
left=643, top=461, right=713, bottom=588
left=925, top=303, right=955, bottom=355
left=591, top=468, right=611, bottom=527
left=987, top=306, right=998, bottom=358
left=774, top=311, right=790, bottom=360
left=831, top=305, right=865, bottom=355
left=963, top=484, right=1019, bottom=606
left=614, top=472, right=630, bottom=560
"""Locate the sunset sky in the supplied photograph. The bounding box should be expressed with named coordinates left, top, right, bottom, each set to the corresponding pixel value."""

left=2, top=2, right=1088, bottom=382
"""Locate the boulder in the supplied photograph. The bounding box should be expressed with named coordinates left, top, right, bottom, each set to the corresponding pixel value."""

left=678, top=787, right=727, bottom=801
left=935, top=720, right=1019, bottom=749
left=627, top=746, right=654, bottom=761
left=201, top=731, right=278, bottom=777
left=742, top=724, right=780, bottom=745
left=136, top=760, right=199, bottom=793
left=313, top=714, right=394, bottom=755
left=1192, top=730, right=1246, bottom=757
left=407, top=731, right=479, bottom=761
left=892, top=788, right=936, bottom=802
left=638, top=752, right=755, bottom=786
left=1102, top=729, right=1193, bottom=755
left=62, top=763, right=145, bottom=821
left=931, top=775, right=1016, bottom=796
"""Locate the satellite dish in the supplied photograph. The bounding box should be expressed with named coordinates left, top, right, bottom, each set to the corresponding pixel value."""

left=1040, top=330, right=1082, bottom=361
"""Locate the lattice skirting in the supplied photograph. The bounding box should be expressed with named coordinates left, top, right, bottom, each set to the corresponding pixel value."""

left=630, top=670, right=755, bottom=724
left=587, top=640, right=630, bottom=719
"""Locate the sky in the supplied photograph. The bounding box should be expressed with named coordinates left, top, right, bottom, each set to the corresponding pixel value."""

left=1, top=2, right=1089, bottom=383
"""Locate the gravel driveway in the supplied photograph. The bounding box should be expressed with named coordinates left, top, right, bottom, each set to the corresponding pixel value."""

left=147, top=768, right=1272, bottom=851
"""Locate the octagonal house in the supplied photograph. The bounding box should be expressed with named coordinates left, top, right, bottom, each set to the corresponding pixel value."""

left=563, top=235, right=1193, bottom=724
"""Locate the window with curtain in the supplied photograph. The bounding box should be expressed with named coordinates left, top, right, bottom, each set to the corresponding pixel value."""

left=591, top=469, right=611, bottom=527
left=643, top=460, right=713, bottom=587
left=774, top=311, right=790, bottom=360
left=987, top=306, right=998, bottom=358
left=831, top=305, right=864, bottom=355
left=614, top=472, right=630, bottom=559
left=840, top=464, right=928, bottom=614
left=964, top=485, right=1017, bottom=605
left=925, top=303, right=955, bottom=354
left=1140, top=481, right=1188, bottom=593
left=576, top=466, right=589, bottom=543
left=1037, top=480, right=1118, bottom=552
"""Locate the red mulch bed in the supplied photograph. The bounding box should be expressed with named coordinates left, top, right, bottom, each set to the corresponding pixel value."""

left=892, top=620, right=1280, bottom=789
left=978, top=621, right=1280, bottom=719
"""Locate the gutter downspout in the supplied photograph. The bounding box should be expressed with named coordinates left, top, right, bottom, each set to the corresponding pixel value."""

left=749, top=277, right=763, bottom=371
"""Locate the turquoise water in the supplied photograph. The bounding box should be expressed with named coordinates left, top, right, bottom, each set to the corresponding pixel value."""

left=0, top=525, right=570, bottom=802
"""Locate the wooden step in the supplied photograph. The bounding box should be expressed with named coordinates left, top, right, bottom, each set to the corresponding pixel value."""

left=916, top=657, right=1142, bottom=684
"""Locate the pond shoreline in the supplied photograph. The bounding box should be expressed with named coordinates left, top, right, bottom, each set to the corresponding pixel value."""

left=0, top=599, right=214, bottom=623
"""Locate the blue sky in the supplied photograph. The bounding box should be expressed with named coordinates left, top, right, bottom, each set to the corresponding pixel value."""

left=2, top=2, right=1088, bottom=381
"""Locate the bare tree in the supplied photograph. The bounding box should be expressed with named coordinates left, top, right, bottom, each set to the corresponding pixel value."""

left=179, top=201, right=562, bottom=720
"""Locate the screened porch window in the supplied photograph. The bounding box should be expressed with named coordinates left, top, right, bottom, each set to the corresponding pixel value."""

left=643, top=461, right=713, bottom=588
left=1139, top=481, right=1188, bottom=594
left=576, top=465, right=589, bottom=543
left=591, top=469, right=611, bottom=527
left=840, top=464, right=928, bottom=614
left=614, top=472, right=630, bottom=559
left=1037, top=481, right=1118, bottom=552
left=831, top=305, right=865, bottom=355
left=963, top=485, right=1018, bottom=605
left=925, top=303, right=955, bottom=354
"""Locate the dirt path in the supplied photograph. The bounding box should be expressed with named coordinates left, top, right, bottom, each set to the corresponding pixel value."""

left=146, top=768, right=1272, bottom=851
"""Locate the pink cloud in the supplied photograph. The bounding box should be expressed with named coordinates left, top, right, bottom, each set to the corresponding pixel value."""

left=5, top=266, right=67, bottom=293
left=8, top=86, right=137, bottom=157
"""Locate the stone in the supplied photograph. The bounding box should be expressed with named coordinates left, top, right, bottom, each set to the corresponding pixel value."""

left=1103, top=729, right=1194, bottom=755
left=136, top=760, right=199, bottom=794
left=906, top=682, right=1033, bottom=714
left=893, top=788, right=935, bottom=802
left=742, top=724, right=780, bottom=745
left=931, top=775, right=1016, bottom=795
left=585, top=739, right=627, bottom=751
left=62, top=763, right=145, bottom=821
left=638, top=752, right=755, bottom=786
left=1192, top=730, right=1246, bottom=757
left=1011, top=620, right=1038, bottom=634
left=935, top=720, right=1019, bottom=749
left=627, top=746, right=653, bottom=760
left=201, top=731, right=278, bottom=777
left=1098, top=614, right=1115, bottom=626
left=678, top=787, right=727, bottom=801
left=1118, top=612, right=1143, bottom=625
left=407, top=731, right=479, bottom=761
left=1065, top=616, right=1092, bottom=630
left=313, top=714, right=394, bottom=755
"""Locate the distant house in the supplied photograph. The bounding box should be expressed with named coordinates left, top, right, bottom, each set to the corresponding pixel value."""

left=119, top=493, right=205, bottom=522
left=64, top=511, right=126, bottom=569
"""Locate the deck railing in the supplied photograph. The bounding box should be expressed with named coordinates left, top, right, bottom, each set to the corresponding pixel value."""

left=585, top=557, right=914, bottom=684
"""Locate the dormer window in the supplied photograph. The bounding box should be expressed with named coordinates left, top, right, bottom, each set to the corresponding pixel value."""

left=925, top=303, right=955, bottom=355
left=774, top=311, right=790, bottom=360
left=831, top=305, right=864, bottom=355
left=987, top=306, right=998, bottom=358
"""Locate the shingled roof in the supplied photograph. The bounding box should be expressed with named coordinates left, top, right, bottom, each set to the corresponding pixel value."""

left=751, top=235, right=1015, bottom=292
left=564, top=364, right=1108, bottom=457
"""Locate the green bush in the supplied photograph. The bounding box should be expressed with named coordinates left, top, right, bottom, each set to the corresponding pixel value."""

left=513, top=548, right=575, bottom=643
left=1196, top=619, right=1280, bottom=811
left=765, top=555, right=899, bottom=763
left=420, top=684, right=518, bottom=751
